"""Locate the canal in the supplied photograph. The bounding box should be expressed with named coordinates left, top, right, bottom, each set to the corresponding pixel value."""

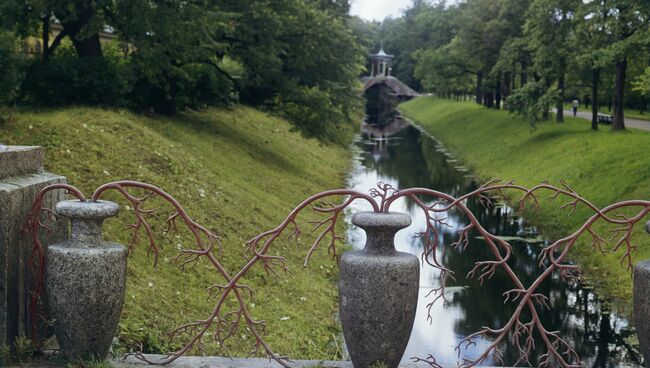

left=344, top=117, right=643, bottom=367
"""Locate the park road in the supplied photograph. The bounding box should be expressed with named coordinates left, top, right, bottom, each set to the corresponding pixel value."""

left=561, top=109, right=650, bottom=131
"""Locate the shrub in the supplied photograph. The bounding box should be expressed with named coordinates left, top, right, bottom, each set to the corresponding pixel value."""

left=0, top=32, right=25, bottom=107
left=126, top=61, right=233, bottom=114
left=276, top=85, right=358, bottom=144
left=22, top=54, right=129, bottom=107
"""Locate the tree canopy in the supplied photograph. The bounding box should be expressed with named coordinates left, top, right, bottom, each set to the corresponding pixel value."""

left=363, top=0, right=650, bottom=130
left=0, top=0, right=367, bottom=141
left=3, top=0, right=650, bottom=135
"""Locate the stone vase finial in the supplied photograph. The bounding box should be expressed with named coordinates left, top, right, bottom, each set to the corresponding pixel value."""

left=46, top=200, right=126, bottom=360
left=339, top=211, right=419, bottom=368
left=636, top=261, right=650, bottom=365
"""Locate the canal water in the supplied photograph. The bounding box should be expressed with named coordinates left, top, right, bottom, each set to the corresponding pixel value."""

left=344, top=119, right=642, bottom=367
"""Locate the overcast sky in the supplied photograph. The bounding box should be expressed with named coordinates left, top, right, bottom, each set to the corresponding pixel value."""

left=349, top=0, right=413, bottom=21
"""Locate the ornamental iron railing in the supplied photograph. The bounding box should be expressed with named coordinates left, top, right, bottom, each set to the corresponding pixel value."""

left=27, top=180, right=650, bottom=367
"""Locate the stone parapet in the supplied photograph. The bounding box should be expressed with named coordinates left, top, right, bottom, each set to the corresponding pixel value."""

left=0, top=146, right=44, bottom=179
left=0, top=146, right=66, bottom=363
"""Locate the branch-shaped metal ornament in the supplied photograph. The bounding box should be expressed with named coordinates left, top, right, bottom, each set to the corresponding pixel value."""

left=26, top=179, right=650, bottom=367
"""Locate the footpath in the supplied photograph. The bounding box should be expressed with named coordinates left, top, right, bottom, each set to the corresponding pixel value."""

left=562, top=109, right=650, bottom=131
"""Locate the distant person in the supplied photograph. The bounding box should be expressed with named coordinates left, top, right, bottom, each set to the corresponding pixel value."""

left=572, top=99, right=579, bottom=116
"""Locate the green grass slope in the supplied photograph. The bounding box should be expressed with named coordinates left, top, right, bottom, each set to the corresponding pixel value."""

left=400, top=96, right=650, bottom=312
left=1, top=106, right=352, bottom=359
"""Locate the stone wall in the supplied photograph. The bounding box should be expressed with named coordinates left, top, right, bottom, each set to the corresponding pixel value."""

left=0, top=146, right=66, bottom=361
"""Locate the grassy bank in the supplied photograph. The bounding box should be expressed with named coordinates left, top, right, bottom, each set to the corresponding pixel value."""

left=1, top=106, right=352, bottom=359
left=400, top=96, right=650, bottom=312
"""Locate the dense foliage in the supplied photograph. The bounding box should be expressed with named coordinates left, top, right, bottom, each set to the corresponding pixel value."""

left=0, top=31, right=24, bottom=110
left=359, top=0, right=650, bottom=130
left=0, top=0, right=365, bottom=141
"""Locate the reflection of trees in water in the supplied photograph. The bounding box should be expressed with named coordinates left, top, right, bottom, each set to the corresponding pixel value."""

left=359, top=128, right=429, bottom=194
left=359, top=127, right=468, bottom=212
left=436, top=199, right=642, bottom=366
left=355, top=124, right=642, bottom=366
left=419, top=136, right=468, bottom=196
left=364, top=84, right=398, bottom=126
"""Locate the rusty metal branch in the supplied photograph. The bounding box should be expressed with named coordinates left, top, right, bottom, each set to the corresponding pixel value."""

left=25, top=179, right=650, bottom=367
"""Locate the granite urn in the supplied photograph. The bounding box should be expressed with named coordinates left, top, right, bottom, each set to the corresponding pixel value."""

left=46, top=200, right=126, bottom=360
left=339, top=211, right=419, bottom=368
left=635, top=263, right=650, bottom=364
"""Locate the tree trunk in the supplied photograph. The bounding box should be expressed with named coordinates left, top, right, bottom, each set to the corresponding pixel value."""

left=612, top=57, right=626, bottom=131
left=163, top=72, right=178, bottom=115
left=556, top=72, right=565, bottom=123
left=542, top=76, right=550, bottom=120
left=476, top=71, right=483, bottom=105
left=484, top=91, right=493, bottom=108
left=56, top=2, right=103, bottom=59
left=71, top=34, right=103, bottom=58
left=495, top=73, right=502, bottom=110
left=591, top=67, right=600, bottom=130
left=42, top=16, right=49, bottom=62
left=503, top=72, right=511, bottom=101
left=608, top=94, right=612, bottom=112
left=521, top=60, right=528, bottom=87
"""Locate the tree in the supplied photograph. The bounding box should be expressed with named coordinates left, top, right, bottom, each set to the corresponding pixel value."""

left=575, top=0, right=616, bottom=130
left=378, top=1, right=459, bottom=91
left=633, top=67, right=650, bottom=96
left=1, top=0, right=365, bottom=141
left=2, top=0, right=111, bottom=59
left=432, top=0, right=511, bottom=107
left=414, top=39, right=477, bottom=97
left=594, top=1, right=650, bottom=131
left=0, top=32, right=24, bottom=116
left=525, top=0, right=580, bottom=123
left=492, top=0, right=533, bottom=106
left=412, top=0, right=506, bottom=105
left=111, top=0, right=235, bottom=113
left=210, top=0, right=364, bottom=140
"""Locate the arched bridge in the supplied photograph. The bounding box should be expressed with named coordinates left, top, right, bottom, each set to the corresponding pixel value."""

left=361, top=75, right=419, bottom=99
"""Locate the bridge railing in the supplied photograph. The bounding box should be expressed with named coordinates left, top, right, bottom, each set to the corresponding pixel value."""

left=25, top=179, right=650, bottom=367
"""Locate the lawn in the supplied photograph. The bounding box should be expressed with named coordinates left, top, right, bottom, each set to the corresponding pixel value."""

left=0, top=106, right=353, bottom=360
left=401, top=96, right=650, bottom=312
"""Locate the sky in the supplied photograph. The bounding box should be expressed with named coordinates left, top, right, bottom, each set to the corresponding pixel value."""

left=349, top=0, right=413, bottom=21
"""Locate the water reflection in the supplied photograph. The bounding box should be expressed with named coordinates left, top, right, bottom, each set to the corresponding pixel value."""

left=345, top=124, right=642, bottom=367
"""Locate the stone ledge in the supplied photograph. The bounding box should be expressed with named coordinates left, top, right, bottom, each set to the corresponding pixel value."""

left=0, top=146, right=44, bottom=179
left=111, top=355, right=507, bottom=368
left=0, top=172, right=64, bottom=190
